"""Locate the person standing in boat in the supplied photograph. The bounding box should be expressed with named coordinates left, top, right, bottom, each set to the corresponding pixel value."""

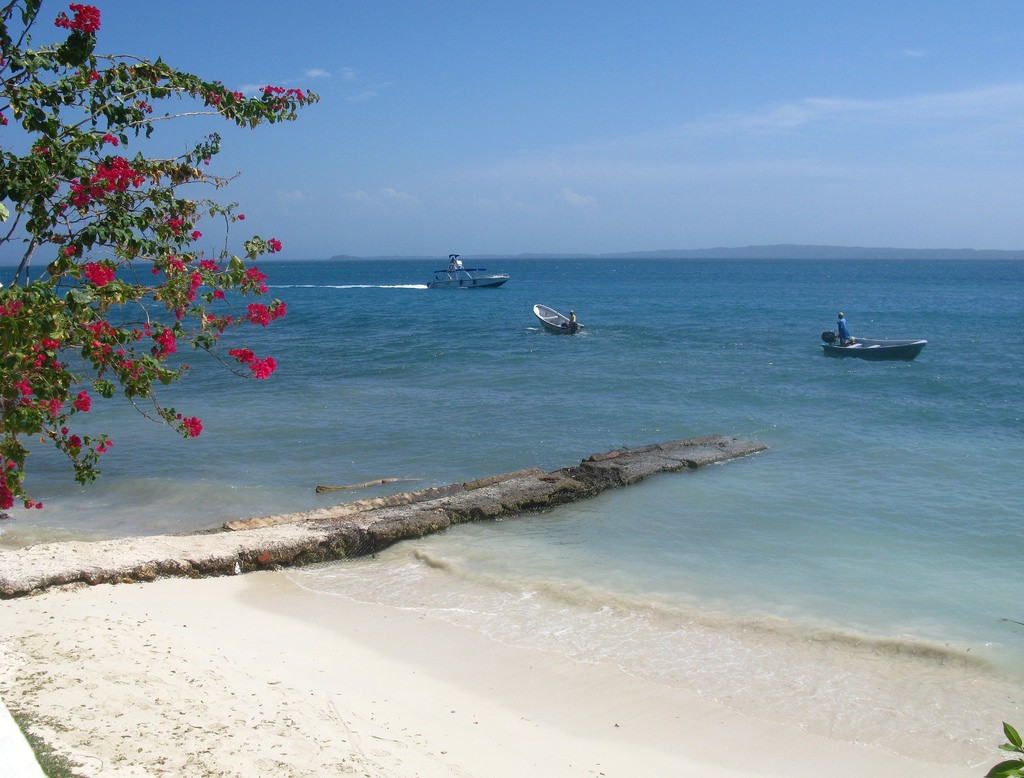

left=837, top=311, right=854, bottom=346
left=568, top=309, right=578, bottom=334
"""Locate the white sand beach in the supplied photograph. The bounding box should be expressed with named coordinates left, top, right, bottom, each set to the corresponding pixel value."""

left=0, top=570, right=993, bottom=777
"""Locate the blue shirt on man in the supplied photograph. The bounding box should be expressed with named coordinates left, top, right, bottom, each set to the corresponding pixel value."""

left=837, top=313, right=851, bottom=342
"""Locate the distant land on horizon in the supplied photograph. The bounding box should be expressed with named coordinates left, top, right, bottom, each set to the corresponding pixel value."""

left=329, top=244, right=1024, bottom=261
left=4, top=244, right=1022, bottom=267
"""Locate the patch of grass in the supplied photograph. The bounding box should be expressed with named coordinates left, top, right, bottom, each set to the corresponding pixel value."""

left=8, top=709, right=82, bottom=778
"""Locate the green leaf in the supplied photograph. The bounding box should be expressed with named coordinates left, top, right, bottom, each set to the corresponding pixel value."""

left=987, top=759, right=1024, bottom=778
left=55, top=31, right=95, bottom=67
left=1007, top=723, right=1024, bottom=750
left=67, top=288, right=95, bottom=306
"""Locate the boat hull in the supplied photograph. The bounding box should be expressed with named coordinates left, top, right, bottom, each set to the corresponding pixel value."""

left=822, top=339, right=927, bottom=361
left=539, top=319, right=578, bottom=334
left=427, top=275, right=508, bottom=289
left=533, top=304, right=583, bottom=334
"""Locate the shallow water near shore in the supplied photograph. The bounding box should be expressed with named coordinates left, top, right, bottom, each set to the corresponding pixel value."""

left=287, top=534, right=1018, bottom=766
left=4, top=257, right=1024, bottom=758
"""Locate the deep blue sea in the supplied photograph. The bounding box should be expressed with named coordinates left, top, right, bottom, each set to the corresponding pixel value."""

left=4, top=257, right=1023, bottom=763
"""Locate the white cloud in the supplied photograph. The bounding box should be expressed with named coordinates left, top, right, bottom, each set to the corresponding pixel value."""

left=342, top=188, right=418, bottom=205
left=444, top=79, right=1024, bottom=244
left=380, top=187, right=417, bottom=203
left=278, top=190, right=306, bottom=203
left=345, top=89, right=380, bottom=103
left=305, top=68, right=331, bottom=78
left=327, top=67, right=389, bottom=101
left=682, top=83, right=1024, bottom=137
left=560, top=187, right=597, bottom=207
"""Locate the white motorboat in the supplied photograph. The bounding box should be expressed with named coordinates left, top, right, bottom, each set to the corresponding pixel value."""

left=533, top=304, right=583, bottom=334
left=427, top=254, right=509, bottom=289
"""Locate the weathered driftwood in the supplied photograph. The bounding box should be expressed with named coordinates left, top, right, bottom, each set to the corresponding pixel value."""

left=0, top=435, right=765, bottom=598
left=314, top=477, right=416, bottom=493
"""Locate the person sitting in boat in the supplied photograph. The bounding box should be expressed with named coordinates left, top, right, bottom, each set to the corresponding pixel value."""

left=448, top=254, right=463, bottom=271
left=837, top=311, right=854, bottom=346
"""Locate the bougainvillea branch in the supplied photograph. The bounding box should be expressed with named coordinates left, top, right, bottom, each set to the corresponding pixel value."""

left=0, top=2, right=319, bottom=509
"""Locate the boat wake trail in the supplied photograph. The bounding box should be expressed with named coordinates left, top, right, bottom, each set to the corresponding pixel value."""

left=269, top=284, right=428, bottom=290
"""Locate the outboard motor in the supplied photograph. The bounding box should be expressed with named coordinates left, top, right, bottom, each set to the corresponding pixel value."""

left=821, top=330, right=837, bottom=344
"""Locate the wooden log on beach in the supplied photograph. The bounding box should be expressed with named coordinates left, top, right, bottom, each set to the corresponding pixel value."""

left=0, top=435, right=767, bottom=598
left=314, top=477, right=416, bottom=493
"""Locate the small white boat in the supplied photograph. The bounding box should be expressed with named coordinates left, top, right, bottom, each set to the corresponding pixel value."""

left=533, top=304, right=583, bottom=334
left=427, top=254, right=509, bottom=289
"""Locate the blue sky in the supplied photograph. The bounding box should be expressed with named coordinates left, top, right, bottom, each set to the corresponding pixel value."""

left=19, top=1, right=1024, bottom=258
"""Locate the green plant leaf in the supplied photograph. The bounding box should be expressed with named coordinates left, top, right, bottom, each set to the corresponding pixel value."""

left=987, top=759, right=1024, bottom=778
left=55, top=31, right=94, bottom=67
left=1006, top=723, right=1024, bottom=750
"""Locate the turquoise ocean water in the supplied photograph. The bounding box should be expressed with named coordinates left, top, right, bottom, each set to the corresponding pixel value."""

left=4, top=257, right=1023, bottom=762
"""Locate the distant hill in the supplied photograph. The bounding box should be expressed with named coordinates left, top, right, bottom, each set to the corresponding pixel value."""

left=330, top=244, right=1024, bottom=261
left=597, top=244, right=1024, bottom=260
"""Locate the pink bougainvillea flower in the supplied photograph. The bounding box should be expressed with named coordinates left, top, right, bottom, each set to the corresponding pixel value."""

left=249, top=356, right=277, bottom=380
left=82, top=262, right=116, bottom=287
left=54, top=3, right=101, bottom=34
left=153, top=328, right=177, bottom=357
left=187, top=272, right=203, bottom=301
left=180, top=416, right=203, bottom=438
left=246, top=303, right=271, bottom=326
left=244, top=267, right=267, bottom=284
left=165, top=256, right=186, bottom=274
left=68, top=156, right=143, bottom=208
left=244, top=266, right=269, bottom=293
left=72, top=390, right=91, bottom=412
left=267, top=238, right=282, bottom=253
